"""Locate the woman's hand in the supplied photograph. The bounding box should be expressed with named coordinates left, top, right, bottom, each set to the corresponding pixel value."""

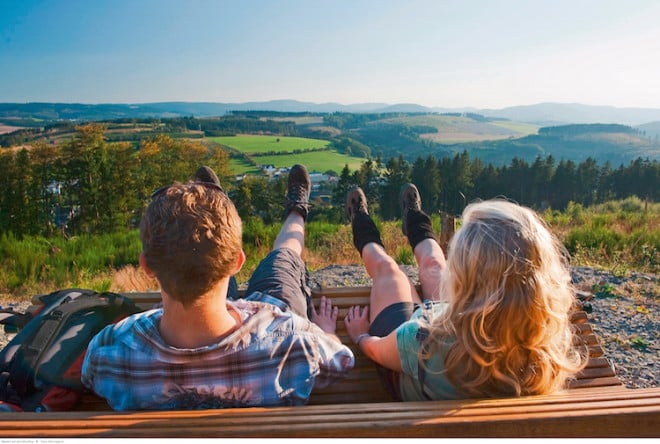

left=344, top=305, right=370, bottom=343
left=310, top=295, right=339, bottom=334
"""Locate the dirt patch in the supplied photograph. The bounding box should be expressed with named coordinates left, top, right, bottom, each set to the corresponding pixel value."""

left=0, top=124, right=25, bottom=135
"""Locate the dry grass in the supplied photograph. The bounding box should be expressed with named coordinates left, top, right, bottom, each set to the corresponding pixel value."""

left=107, top=221, right=417, bottom=293
left=111, top=265, right=159, bottom=293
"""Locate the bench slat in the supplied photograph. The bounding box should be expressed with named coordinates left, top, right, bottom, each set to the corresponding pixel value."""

left=1, top=386, right=657, bottom=438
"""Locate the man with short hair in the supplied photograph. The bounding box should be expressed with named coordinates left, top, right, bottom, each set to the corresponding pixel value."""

left=82, top=164, right=354, bottom=411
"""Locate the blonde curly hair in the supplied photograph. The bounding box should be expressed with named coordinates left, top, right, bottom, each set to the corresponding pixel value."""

left=424, top=199, right=588, bottom=397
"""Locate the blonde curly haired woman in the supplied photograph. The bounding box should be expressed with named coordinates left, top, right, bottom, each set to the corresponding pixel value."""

left=343, top=184, right=588, bottom=401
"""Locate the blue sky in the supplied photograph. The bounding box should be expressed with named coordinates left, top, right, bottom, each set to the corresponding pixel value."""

left=2, top=0, right=659, bottom=109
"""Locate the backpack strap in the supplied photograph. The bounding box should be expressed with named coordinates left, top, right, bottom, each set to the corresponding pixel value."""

left=11, top=295, right=107, bottom=396
left=0, top=372, right=21, bottom=406
left=0, top=310, right=33, bottom=333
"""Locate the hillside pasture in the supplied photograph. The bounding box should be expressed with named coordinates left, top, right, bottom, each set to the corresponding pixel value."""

left=379, top=114, right=537, bottom=144
left=0, top=124, right=26, bottom=135
left=229, top=158, right=262, bottom=175
left=247, top=150, right=364, bottom=173
left=263, top=116, right=325, bottom=125
left=210, top=135, right=331, bottom=153
left=489, top=120, right=540, bottom=135
left=211, top=134, right=365, bottom=173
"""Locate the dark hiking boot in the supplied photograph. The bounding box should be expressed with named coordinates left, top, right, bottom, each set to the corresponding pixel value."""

left=345, top=186, right=369, bottom=222
left=346, top=187, right=383, bottom=253
left=400, top=183, right=422, bottom=236
left=399, top=183, right=437, bottom=249
left=194, top=166, right=224, bottom=193
left=285, top=164, right=311, bottom=220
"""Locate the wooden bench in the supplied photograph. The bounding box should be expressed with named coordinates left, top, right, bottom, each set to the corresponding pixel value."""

left=4, top=286, right=657, bottom=437
left=2, top=385, right=658, bottom=438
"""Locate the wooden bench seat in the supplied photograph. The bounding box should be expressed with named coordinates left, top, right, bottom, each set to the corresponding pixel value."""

left=1, top=386, right=658, bottom=437
left=10, top=286, right=657, bottom=438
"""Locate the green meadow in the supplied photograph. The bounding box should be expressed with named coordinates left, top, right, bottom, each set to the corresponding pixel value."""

left=249, top=150, right=364, bottom=173
left=382, top=114, right=539, bottom=143
left=489, top=120, right=539, bottom=134
left=211, top=135, right=365, bottom=174
left=210, top=135, right=330, bottom=153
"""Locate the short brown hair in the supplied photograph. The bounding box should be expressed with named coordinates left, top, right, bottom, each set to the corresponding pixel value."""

left=139, top=182, right=242, bottom=305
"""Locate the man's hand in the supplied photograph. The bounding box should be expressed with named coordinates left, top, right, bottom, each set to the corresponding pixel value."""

left=310, top=295, right=339, bottom=334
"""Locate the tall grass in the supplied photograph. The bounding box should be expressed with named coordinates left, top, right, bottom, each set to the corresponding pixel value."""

left=545, top=197, right=659, bottom=275
left=0, top=231, right=141, bottom=297
left=1, top=198, right=657, bottom=301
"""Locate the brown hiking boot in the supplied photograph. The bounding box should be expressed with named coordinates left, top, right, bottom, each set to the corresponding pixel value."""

left=346, top=186, right=383, bottom=253
left=345, top=187, right=369, bottom=222
left=400, top=183, right=422, bottom=236
left=285, top=164, right=311, bottom=220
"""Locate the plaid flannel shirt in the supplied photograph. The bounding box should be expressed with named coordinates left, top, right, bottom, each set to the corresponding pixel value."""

left=81, top=297, right=354, bottom=411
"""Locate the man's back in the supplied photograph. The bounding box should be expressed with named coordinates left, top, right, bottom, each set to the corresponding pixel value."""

left=81, top=299, right=354, bottom=411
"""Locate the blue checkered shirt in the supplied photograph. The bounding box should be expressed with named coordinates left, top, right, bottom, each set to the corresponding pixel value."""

left=81, top=296, right=354, bottom=411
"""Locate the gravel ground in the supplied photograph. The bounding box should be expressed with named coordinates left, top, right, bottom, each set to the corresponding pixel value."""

left=1, top=265, right=657, bottom=389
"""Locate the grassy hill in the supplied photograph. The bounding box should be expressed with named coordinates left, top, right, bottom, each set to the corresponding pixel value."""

left=2, top=110, right=658, bottom=169
left=469, top=124, right=660, bottom=166
left=377, top=114, right=539, bottom=143
left=342, top=115, right=659, bottom=166
left=211, top=135, right=330, bottom=153
left=210, top=135, right=365, bottom=174
left=638, top=121, right=660, bottom=140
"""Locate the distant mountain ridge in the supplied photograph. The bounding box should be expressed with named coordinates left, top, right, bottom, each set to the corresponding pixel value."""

left=2, top=100, right=660, bottom=127
left=475, top=102, right=660, bottom=127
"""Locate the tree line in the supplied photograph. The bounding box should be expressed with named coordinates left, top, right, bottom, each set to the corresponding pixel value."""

left=0, top=123, right=658, bottom=238
left=0, top=124, right=232, bottom=237
left=328, top=152, right=658, bottom=221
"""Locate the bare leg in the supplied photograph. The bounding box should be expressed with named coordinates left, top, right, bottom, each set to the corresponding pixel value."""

left=400, top=183, right=447, bottom=302
left=277, top=164, right=310, bottom=257
left=361, top=242, right=422, bottom=323
left=273, top=212, right=305, bottom=256
left=413, top=238, right=447, bottom=302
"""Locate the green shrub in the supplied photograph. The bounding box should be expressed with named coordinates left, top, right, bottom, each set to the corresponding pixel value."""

left=564, top=226, right=623, bottom=256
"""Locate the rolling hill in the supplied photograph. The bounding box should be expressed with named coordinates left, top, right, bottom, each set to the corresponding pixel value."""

left=3, top=101, right=660, bottom=126
left=1, top=104, right=659, bottom=168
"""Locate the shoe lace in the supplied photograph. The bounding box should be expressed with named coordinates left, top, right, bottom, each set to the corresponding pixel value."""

left=287, top=171, right=310, bottom=205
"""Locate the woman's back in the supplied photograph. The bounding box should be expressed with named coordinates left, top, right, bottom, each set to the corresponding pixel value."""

left=420, top=199, right=588, bottom=398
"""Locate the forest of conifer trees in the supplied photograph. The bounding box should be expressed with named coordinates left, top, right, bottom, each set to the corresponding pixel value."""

left=1, top=123, right=658, bottom=238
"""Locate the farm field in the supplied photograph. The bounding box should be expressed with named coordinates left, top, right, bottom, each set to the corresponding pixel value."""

left=211, top=134, right=365, bottom=174
left=489, top=120, right=540, bottom=134
left=210, top=135, right=331, bottom=153
left=263, top=116, right=325, bottom=125
left=228, top=158, right=261, bottom=175
left=381, top=114, right=539, bottom=144
left=0, top=124, right=25, bottom=135
left=249, top=150, right=364, bottom=173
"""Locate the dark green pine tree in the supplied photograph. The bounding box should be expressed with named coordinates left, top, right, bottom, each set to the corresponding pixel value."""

left=379, top=155, right=411, bottom=220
